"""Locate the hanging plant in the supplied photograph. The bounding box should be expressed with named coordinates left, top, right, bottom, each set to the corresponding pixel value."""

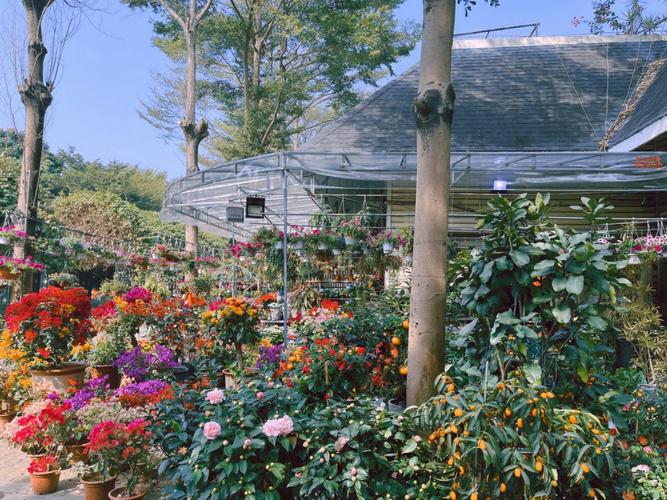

left=0, top=226, right=27, bottom=245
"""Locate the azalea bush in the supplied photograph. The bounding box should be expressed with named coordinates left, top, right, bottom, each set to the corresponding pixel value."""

left=85, top=418, right=154, bottom=493
left=5, top=286, right=92, bottom=368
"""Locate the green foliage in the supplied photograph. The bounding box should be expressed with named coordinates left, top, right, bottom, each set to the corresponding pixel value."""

left=0, top=155, right=20, bottom=215
left=140, top=0, right=419, bottom=160
left=586, top=0, right=667, bottom=35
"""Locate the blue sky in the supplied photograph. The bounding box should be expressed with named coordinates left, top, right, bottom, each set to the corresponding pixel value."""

left=0, top=0, right=663, bottom=178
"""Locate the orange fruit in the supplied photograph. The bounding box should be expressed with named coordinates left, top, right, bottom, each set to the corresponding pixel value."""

left=447, top=383, right=456, bottom=393
left=402, top=320, right=409, bottom=329
left=399, top=365, right=408, bottom=376
left=477, top=439, right=487, bottom=450
left=449, top=492, right=456, bottom=500
left=569, top=415, right=577, bottom=424
left=516, top=418, right=523, bottom=429
left=500, top=483, right=507, bottom=493
left=454, top=408, right=464, bottom=417
left=504, top=408, right=512, bottom=418
left=514, top=467, right=521, bottom=478
left=581, top=463, right=590, bottom=474
left=448, top=456, right=455, bottom=466
left=471, top=493, right=478, bottom=500
left=535, top=461, right=543, bottom=472
left=391, top=336, right=401, bottom=346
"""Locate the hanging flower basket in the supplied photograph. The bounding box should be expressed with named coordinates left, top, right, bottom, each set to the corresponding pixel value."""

left=0, top=266, right=19, bottom=281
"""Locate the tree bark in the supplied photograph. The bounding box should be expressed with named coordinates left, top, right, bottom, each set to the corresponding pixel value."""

left=14, top=0, right=54, bottom=296
left=406, top=0, right=456, bottom=406
left=175, top=0, right=212, bottom=256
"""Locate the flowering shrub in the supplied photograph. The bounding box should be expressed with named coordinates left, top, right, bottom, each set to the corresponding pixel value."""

left=113, top=344, right=178, bottom=381
left=10, top=401, right=70, bottom=455
left=86, top=419, right=153, bottom=493
left=5, top=286, right=92, bottom=368
left=27, top=454, right=58, bottom=474
left=202, top=297, right=259, bottom=370
left=115, top=379, right=175, bottom=407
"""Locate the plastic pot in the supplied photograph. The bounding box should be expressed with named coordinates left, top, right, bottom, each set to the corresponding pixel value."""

left=92, top=364, right=121, bottom=389
left=108, top=486, right=147, bottom=500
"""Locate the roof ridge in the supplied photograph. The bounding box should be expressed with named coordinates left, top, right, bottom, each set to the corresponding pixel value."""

left=301, top=65, right=419, bottom=151
left=453, top=34, right=667, bottom=49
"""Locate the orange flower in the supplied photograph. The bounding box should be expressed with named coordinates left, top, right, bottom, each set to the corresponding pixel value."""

left=638, top=435, right=649, bottom=446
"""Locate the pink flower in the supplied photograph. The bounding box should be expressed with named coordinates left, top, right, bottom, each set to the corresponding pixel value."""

left=256, top=391, right=265, bottom=400
left=205, top=388, right=225, bottom=404
left=335, top=436, right=349, bottom=451
left=413, top=435, right=422, bottom=442
left=203, top=421, right=221, bottom=440
left=643, top=446, right=654, bottom=454
left=262, top=415, right=293, bottom=437
left=243, top=438, right=252, bottom=448
left=632, top=464, right=651, bottom=474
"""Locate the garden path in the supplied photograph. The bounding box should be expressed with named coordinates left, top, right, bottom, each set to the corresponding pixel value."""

left=0, top=442, right=163, bottom=499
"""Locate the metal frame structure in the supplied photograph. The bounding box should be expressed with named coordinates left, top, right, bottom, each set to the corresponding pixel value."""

left=162, top=150, right=667, bottom=340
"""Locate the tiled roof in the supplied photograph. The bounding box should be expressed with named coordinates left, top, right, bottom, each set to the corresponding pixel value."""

left=302, top=35, right=667, bottom=153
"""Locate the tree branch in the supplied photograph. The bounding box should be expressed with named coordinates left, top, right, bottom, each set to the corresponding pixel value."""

left=156, top=0, right=186, bottom=31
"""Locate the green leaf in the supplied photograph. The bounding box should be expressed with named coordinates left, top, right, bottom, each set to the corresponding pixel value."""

left=552, top=276, right=567, bottom=292
left=551, top=304, right=571, bottom=324
left=566, top=275, right=584, bottom=295
left=509, top=250, right=530, bottom=267
left=497, top=310, right=521, bottom=325
left=402, top=439, right=418, bottom=454
left=577, top=365, right=589, bottom=383
left=515, top=325, right=538, bottom=339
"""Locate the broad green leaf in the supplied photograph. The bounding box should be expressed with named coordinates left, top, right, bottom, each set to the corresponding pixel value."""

left=566, top=275, right=584, bottom=295
left=509, top=250, right=530, bottom=267
left=552, top=304, right=571, bottom=324
left=552, top=276, right=567, bottom=292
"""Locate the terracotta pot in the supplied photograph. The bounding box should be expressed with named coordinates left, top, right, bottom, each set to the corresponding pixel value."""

left=0, top=267, right=19, bottom=281
left=30, top=469, right=60, bottom=495
left=0, top=411, right=16, bottom=430
left=31, top=362, right=87, bottom=395
left=91, top=364, right=121, bottom=389
left=66, top=442, right=89, bottom=465
left=108, top=486, right=147, bottom=500
left=81, top=475, right=116, bottom=500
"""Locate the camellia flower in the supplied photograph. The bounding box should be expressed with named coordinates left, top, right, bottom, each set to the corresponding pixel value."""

left=631, top=464, right=651, bottom=474
left=203, top=421, right=221, bottom=440
left=256, top=391, right=265, bottom=400
left=262, top=415, right=293, bottom=437
left=205, top=388, right=225, bottom=404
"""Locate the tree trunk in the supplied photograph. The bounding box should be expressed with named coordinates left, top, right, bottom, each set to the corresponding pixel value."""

left=14, top=0, right=54, bottom=296
left=180, top=20, right=208, bottom=256
left=406, top=0, right=456, bottom=406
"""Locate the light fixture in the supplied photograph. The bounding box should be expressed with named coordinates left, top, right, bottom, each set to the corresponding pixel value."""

left=226, top=206, right=244, bottom=223
left=492, top=179, right=508, bottom=192
left=246, top=197, right=266, bottom=219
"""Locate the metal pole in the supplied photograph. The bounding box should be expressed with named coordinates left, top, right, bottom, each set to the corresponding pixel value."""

left=232, top=223, right=237, bottom=296
left=281, top=154, right=289, bottom=346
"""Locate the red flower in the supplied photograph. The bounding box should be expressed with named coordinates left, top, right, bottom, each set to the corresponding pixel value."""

left=24, top=329, right=38, bottom=343
left=321, top=299, right=339, bottom=312
left=37, top=348, right=50, bottom=358
left=302, top=365, right=311, bottom=375
left=355, top=346, right=366, bottom=355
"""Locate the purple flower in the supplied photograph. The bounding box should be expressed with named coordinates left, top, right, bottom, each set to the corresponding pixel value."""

left=114, top=379, right=169, bottom=399
left=63, top=376, right=111, bottom=411
left=256, top=344, right=283, bottom=369
left=123, top=287, right=153, bottom=303
left=114, top=345, right=177, bottom=382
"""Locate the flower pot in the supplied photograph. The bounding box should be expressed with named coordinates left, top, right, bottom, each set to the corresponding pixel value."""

left=31, top=362, right=87, bottom=395
left=222, top=369, right=237, bottom=390
left=293, top=240, right=304, bottom=250
left=269, top=307, right=283, bottom=321
left=82, top=475, right=116, bottom=500
left=0, top=267, right=19, bottom=281
left=92, top=364, right=121, bottom=389
left=30, top=469, right=60, bottom=495
left=66, top=442, right=89, bottom=465
left=344, top=236, right=357, bottom=246
left=0, top=411, right=16, bottom=430
left=108, top=486, right=147, bottom=500
left=382, top=242, right=394, bottom=254
left=332, top=248, right=342, bottom=256
left=173, top=364, right=194, bottom=383
left=387, top=398, right=406, bottom=413
left=273, top=241, right=284, bottom=250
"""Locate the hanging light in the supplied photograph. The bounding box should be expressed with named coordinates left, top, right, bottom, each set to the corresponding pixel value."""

left=226, top=206, right=244, bottom=223
left=492, top=179, right=508, bottom=192
left=245, top=197, right=266, bottom=219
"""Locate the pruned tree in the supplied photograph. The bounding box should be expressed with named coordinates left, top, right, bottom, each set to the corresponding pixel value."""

left=9, top=0, right=84, bottom=295
left=407, top=0, right=498, bottom=405
left=123, top=0, right=217, bottom=256
left=143, top=0, right=419, bottom=161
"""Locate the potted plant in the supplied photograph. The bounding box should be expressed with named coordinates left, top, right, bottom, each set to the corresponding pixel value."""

left=87, top=330, right=128, bottom=389
left=85, top=419, right=153, bottom=500
left=375, top=230, right=405, bottom=255
left=4, top=286, right=92, bottom=394
left=0, top=225, right=27, bottom=246
left=202, top=297, right=260, bottom=376
left=113, top=344, right=179, bottom=383
left=0, top=255, right=44, bottom=281
left=339, top=217, right=368, bottom=247
left=9, top=401, right=70, bottom=457
left=28, top=455, right=62, bottom=495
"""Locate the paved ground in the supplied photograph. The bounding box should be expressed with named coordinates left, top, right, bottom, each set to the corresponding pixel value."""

left=0, top=442, right=164, bottom=499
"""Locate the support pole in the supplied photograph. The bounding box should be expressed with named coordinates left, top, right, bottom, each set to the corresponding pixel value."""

left=281, top=154, right=289, bottom=346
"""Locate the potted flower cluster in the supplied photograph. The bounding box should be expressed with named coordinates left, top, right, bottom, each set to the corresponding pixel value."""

left=85, top=418, right=154, bottom=500
left=28, top=454, right=62, bottom=495
left=113, top=344, right=179, bottom=383
left=0, top=225, right=27, bottom=245
left=5, top=286, right=92, bottom=394
left=373, top=230, right=406, bottom=255
left=202, top=297, right=259, bottom=384
left=339, top=217, right=368, bottom=246
left=0, top=255, right=44, bottom=281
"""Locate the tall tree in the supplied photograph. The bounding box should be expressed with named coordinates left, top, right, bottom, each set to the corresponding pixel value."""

left=145, top=0, right=418, bottom=160
left=124, top=0, right=216, bottom=255
left=407, top=0, right=498, bottom=405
